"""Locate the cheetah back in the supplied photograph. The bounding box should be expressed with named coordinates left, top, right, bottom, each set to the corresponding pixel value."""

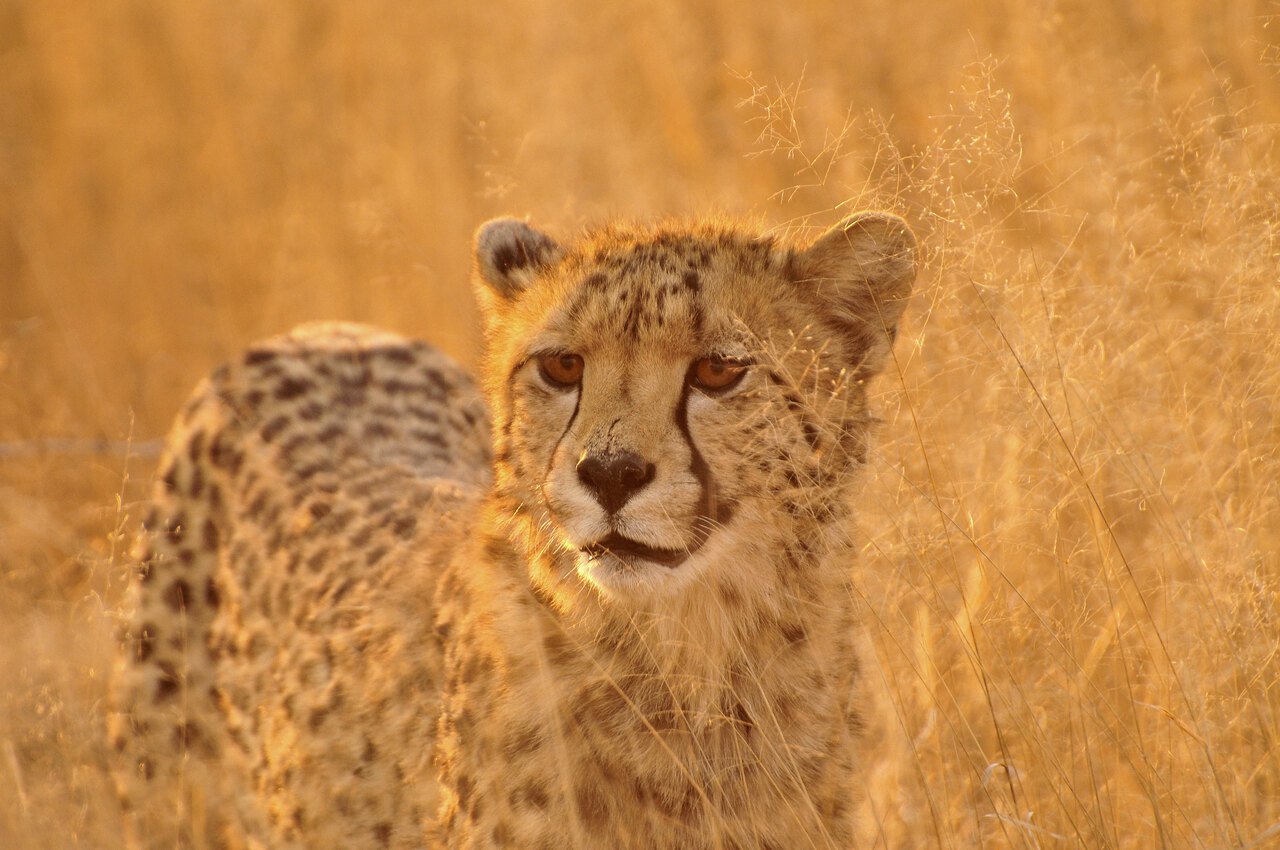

left=112, top=322, right=489, bottom=849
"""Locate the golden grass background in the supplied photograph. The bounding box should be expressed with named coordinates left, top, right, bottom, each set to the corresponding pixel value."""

left=2, top=0, right=1278, bottom=846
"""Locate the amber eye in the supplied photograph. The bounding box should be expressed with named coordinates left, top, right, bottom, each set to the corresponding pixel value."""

left=690, top=356, right=749, bottom=392
left=537, top=352, right=584, bottom=387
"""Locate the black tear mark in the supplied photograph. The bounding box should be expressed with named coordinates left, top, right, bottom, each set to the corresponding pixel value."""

left=542, top=385, right=582, bottom=490
left=674, top=375, right=735, bottom=529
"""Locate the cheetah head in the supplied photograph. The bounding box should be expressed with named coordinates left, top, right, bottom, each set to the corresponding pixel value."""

left=474, top=214, right=917, bottom=604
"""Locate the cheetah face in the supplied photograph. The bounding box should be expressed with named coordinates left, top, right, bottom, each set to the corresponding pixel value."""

left=474, top=215, right=916, bottom=602
left=511, top=340, right=754, bottom=593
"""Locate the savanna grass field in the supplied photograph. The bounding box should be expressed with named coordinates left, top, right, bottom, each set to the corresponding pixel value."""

left=2, top=1, right=1279, bottom=847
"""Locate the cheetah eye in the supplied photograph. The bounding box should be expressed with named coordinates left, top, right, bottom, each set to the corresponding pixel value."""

left=537, top=352, right=585, bottom=388
left=690, top=356, right=749, bottom=393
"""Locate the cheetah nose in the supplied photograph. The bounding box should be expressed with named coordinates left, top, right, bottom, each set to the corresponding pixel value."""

left=576, top=450, right=656, bottom=514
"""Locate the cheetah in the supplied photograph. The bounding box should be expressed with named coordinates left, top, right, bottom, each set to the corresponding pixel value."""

left=111, top=211, right=918, bottom=849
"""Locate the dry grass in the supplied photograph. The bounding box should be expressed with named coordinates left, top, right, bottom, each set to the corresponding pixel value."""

left=2, top=0, right=1278, bottom=846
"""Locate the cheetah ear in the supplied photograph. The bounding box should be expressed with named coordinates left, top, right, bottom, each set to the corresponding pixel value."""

left=473, top=218, right=562, bottom=301
left=792, top=211, right=918, bottom=374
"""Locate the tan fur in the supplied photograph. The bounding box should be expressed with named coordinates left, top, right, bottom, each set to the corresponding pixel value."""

left=112, top=213, right=917, bottom=849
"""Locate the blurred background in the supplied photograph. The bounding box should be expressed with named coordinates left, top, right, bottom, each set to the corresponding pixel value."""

left=2, top=0, right=1278, bottom=847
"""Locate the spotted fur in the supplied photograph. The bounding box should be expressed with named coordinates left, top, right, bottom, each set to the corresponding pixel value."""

left=112, top=212, right=917, bottom=849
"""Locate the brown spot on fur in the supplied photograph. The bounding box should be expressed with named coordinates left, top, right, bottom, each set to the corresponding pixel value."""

left=209, top=435, right=236, bottom=469
left=781, top=621, right=807, bottom=644
left=188, top=464, right=204, bottom=498
left=186, top=430, right=205, bottom=463
left=174, top=721, right=201, bottom=750
left=202, top=517, right=220, bottom=550
left=244, top=348, right=278, bottom=367
left=275, top=376, right=314, bottom=401
left=518, top=781, right=549, bottom=810
left=163, top=579, right=190, bottom=612
left=574, top=781, right=609, bottom=827
left=155, top=662, right=181, bottom=702
left=165, top=512, right=186, bottom=545
left=161, top=462, right=179, bottom=494
left=392, top=514, right=417, bottom=538
left=381, top=346, right=416, bottom=366
left=260, top=415, right=290, bottom=443
left=542, top=630, right=576, bottom=665
left=502, top=723, right=542, bottom=760
left=205, top=578, right=221, bottom=609
left=134, top=624, right=156, bottom=662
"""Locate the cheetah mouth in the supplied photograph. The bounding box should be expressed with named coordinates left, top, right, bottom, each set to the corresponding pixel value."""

left=580, top=533, right=692, bottom=569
